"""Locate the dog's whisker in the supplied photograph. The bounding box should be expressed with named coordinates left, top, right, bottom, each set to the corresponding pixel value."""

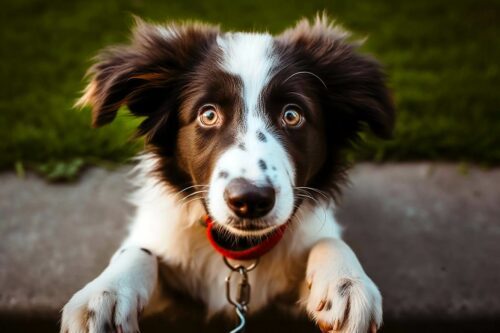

left=295, top=189, right=329, bottom=224
left=294, top=194, right=328, bottom=231
left=294, top=187, right=328, bottom=200
left=291, top=206, right=304, bottom=225
left=287, top=205, right=306, bottom=235
left=179, top=190, right=209, bottom=203
left=179, top=184, right=209, bottom=192
left=180, top=196, right=205, bottom=209
left=294, top=186, right=329, bottom=199
left=295, top=193, right=321, bottom=206
left=181, top=188, right=209, bottom=196
left=175, top=184, right=209, bottom=197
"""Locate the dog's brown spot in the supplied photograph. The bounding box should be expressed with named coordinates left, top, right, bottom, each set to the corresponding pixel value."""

left=104, top=321, right=114, bottom=333
left=338, top=280, right=353, bottom=297
left=258, top=159, right=267, bottom=170
left=256, top=131, right=267, bottom=142
left=111, top=296, right=117, bottom=315
left=81, top=310, right=91, bottom=331
left=342, top=297, right=351, bottom=327
left=86, top=309, right=96, bottom=320
left=140, top=248, right=152, bottom=255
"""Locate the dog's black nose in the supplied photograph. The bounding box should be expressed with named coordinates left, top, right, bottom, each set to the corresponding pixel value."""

left=224, top=178, right=275, bottom=219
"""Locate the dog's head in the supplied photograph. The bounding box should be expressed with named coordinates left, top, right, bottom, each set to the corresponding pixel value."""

left=78, top=16, right=394, bottom=237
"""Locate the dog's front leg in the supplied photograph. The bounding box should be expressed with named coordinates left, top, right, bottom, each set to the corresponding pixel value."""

left=302, top=238, right=382, bottom=333
left=61, top=247, right=157, bottom=333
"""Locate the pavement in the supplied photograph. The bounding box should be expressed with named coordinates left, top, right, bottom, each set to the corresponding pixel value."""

left=1, top=163, right=499, bottom=333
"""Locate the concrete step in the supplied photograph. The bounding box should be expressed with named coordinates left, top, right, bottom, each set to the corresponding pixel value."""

left=1, top=163, right=499, bottom=332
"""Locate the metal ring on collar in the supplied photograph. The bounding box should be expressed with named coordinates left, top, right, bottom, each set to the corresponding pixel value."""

left=223, top=256, right=259, bottom=272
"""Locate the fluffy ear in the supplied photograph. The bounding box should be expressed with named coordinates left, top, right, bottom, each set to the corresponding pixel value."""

left=276, top=15, right=395, bottom=139
left=77, top=18, right=219, bottom=135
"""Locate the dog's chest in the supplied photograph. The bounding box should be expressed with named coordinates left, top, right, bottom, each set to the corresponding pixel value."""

left=158, top=227, right=308, bottom=315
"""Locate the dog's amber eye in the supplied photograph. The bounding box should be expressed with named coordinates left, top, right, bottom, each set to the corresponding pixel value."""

left=282, top=104, right=303, bottom=127
left=198, top=104, right=220, bottom=127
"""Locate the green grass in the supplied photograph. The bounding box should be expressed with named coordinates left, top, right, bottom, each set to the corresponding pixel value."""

left=1, top=0, right=499, bottom=178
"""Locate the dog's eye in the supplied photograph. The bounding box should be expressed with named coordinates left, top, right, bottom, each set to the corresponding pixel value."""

left=281, top=104, right=303, bottom=128
left=198, top=104, right=221, bottom=127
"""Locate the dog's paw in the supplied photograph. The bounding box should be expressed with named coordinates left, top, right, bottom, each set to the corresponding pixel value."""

left=60, top=279, right=145, bottom=333
left=305, top=271, right=382, bottom=333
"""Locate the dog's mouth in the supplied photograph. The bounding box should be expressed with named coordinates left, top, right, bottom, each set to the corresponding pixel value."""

left=210, top=224, right=280, bottom=251
left=204, top=217, right=289, bottom=260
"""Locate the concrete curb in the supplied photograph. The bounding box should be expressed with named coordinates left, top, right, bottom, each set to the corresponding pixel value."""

left=1, top=163, right=499, bottom=332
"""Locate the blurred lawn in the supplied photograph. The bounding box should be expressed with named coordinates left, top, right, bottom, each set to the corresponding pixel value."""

left=1, top=0, right=499, bottom=178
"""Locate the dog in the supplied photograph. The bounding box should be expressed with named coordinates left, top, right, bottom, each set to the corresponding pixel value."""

left=61, top=14, right=394, bottom=333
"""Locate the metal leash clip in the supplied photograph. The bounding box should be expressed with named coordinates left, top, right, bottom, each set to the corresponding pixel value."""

left=223, top=257, right=259, bottom=333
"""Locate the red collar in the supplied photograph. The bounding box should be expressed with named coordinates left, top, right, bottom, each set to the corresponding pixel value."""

left=202, top=215, right=288, bottom=261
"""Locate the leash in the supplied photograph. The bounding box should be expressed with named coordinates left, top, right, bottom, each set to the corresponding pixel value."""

left=200, top=215, right=288, bottom=332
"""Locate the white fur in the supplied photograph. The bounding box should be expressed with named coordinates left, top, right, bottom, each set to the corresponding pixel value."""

left=217, top=32, right=275, bottom=113
left=61, top=247, right=157, bottom=333
left=304, top=239, right=383, bottom=333
left=208, top=33, right=295, bottom=232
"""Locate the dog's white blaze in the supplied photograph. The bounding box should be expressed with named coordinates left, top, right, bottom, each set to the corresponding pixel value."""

left=207, top=33, right=296, bottom=229
left=218, top=33, right=275, bottom=113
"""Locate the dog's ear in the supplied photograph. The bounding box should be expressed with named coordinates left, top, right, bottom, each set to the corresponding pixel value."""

left=276, top=15, right=395, bottom=139
left=77, top=18, right=219, bottom=135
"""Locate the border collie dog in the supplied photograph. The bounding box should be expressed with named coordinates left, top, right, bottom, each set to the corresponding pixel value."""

left=61, top=15, right=394, bottom=333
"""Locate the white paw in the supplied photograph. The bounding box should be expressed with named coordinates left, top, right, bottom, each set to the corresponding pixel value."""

left=60, top=279, right=145, bottom=333
left=61, top=248, right=157, bottom=333
left=304, top=270, right=382, bottom=333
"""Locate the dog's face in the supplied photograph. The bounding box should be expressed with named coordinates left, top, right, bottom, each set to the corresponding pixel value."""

left=177, top=33, right=331, bottom=236
left=78, top=17, right=394, bottom=236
